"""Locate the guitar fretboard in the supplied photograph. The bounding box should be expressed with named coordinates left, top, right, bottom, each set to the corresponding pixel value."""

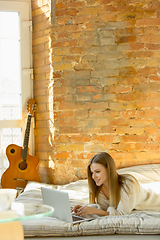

left=21, top=115, right=32, bottom=162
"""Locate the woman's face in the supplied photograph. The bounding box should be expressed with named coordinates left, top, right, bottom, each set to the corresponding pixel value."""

left=90, top=163, right=108, bottom=187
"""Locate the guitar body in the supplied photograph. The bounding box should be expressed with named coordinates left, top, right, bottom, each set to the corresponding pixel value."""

left=1, top=144, right=41, bottom=189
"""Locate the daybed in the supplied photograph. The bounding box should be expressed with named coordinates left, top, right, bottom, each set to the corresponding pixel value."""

left=14, top=163, right=160, bottom=240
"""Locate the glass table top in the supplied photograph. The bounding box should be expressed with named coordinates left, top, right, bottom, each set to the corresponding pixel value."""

left=0, top=202, right=54, bottom=223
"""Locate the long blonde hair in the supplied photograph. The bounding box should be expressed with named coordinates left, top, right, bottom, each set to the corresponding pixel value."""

left=87, top=152, right=135, bottom=208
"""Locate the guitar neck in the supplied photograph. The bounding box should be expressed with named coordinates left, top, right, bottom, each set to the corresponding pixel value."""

left=22, top=115, right=32, bottom=162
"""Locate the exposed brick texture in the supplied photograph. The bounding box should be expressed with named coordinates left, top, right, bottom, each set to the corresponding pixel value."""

left=32, top=0, right=160, bottom=184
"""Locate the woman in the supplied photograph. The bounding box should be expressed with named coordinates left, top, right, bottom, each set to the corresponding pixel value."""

left=73, top=152, right=159, bottom=216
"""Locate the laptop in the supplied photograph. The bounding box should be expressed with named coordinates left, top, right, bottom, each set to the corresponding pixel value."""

left=41, top=187, right=93, bottom=224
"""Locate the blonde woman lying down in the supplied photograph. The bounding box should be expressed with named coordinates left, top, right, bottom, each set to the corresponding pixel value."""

left=73, top=152, right=160, bottom=216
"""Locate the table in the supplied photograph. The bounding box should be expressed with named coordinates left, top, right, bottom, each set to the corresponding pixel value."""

left=0, top=202, right=54, bottom=240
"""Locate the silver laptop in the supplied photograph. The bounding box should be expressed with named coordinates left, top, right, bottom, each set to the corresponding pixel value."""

left=41, top=187, right=93, bottom=224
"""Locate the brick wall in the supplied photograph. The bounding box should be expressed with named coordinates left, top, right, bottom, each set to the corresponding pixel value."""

left=32, top=0, right=160, bottom=184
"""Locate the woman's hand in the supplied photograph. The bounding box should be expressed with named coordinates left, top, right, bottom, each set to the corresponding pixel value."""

left=73, top=204, right=109, bottom=217
left=72, top=205, right=82, bottom=214
left=73, top=205, right=95, bottom=216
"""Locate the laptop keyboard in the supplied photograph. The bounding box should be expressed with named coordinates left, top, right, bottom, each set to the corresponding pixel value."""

left=72, top=215, right=84, bottom=221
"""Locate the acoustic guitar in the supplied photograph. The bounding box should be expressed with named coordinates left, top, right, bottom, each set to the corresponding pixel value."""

left=1, top=99, right=41, bottom=192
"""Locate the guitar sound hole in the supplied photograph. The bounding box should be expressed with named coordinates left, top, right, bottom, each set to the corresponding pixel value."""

left=19, top=161, right=27, bottom=170
left=10, top=148, right=15, bottom=154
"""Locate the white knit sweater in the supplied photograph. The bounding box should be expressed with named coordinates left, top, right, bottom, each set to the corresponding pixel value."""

left=97, top=175, right=160, bottom=216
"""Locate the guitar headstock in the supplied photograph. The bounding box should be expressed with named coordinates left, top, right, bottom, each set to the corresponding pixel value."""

left=27, top=99, right=36, bottom=116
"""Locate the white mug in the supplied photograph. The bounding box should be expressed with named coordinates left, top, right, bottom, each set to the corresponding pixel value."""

left=0, top=189, right=17, bottom=211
